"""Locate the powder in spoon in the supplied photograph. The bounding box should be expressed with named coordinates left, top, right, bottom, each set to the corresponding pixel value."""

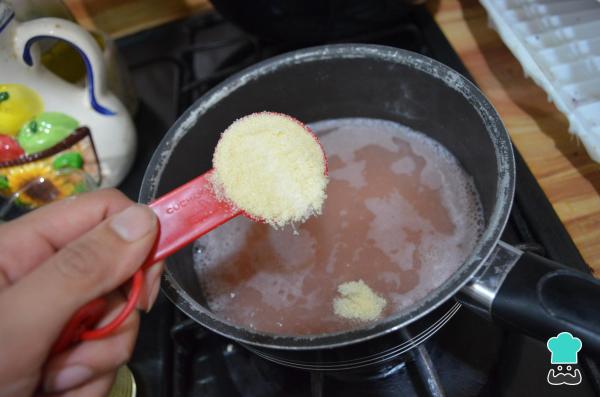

left=333, top=279, right=387, bottom=321
left=212, top=112, right=328, bottom=228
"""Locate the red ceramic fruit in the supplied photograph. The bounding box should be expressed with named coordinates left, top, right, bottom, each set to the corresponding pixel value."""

left=0, top=134, right=25, bottom=162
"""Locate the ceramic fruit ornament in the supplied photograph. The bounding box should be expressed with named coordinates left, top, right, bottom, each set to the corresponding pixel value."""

left=0, top=81, right=102, bottom=211
left=53, top=152, right=83, bottom=169
left=18, top=112, right=79, bottom=154
left=0, top=2, right=136, bottom=203
left=0, top=135, right=24, bottom=162
left=0, top=83, right=43, bottom=135
left=0, top=124, right=102, bottom=209
left=0, top=86, right=101, bottom=210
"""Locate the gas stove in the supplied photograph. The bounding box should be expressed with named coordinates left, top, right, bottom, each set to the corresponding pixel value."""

left=115, top=7, right=600, bottom=397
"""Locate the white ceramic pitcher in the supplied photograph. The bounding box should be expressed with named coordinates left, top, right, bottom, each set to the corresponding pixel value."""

left=0, top=2, right=135, bottom=190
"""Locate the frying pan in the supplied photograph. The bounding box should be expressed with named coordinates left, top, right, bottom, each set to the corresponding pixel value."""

left=139, top=44, right=600, bottom=370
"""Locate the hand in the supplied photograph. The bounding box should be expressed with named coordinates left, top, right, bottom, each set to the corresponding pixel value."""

left=0, top=189, right=164, bottom=397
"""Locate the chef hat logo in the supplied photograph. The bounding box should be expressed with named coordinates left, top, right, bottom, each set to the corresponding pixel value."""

left=547, top=332, right=582, bottom=364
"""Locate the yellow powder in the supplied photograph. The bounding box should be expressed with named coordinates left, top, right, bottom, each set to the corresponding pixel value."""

left=212, top=112, right=328, bottom=228
left=333, top=280, right=387, bottom=321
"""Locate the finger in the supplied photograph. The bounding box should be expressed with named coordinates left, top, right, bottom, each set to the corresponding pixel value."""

left=0, top=189, right=133, bottom=283
left=43, top=296, right=139, bottom=394
left=43, top=371, right=117, bottom=397
left=0, top=268, right=8, bottom=290
left=137, top=261, right=164, bottom=312
left=0, top=204, right=157, bottom=354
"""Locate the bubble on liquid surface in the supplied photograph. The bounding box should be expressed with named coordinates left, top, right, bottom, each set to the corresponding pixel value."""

left=194, top=117, right=484, bottom=335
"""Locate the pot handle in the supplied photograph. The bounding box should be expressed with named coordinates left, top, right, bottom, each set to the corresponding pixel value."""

left=12, top=17, right=115, bottom=116
left=459, top=242, right=600, bottom=358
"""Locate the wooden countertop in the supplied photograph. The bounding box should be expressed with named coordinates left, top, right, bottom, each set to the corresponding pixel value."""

left=63, top=0, right=212, bottom=38
left=430, top=0, right=600, bottom=276
left=66, top=0, right=600, bottom=276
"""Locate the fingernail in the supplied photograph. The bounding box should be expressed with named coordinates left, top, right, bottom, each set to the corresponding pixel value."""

left=45, top=365, right=93, bottom=393
left=145, top=262, right=164, bottom=312
left=110, top=205, right=156, bottom=242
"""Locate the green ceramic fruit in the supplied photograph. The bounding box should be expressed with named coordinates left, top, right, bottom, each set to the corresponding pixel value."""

left=18, top=112, right=79, bottom=154
left=53, top=152, right=84, bottom=170
left=0, top=175, right=8, bottom=190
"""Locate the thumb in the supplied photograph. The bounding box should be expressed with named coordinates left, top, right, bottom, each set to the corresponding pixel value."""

left=0, top=204, right=157, bottom=349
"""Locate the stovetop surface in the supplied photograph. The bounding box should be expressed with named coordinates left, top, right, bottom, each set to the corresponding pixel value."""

left=115, top=7, right=600, bottom=397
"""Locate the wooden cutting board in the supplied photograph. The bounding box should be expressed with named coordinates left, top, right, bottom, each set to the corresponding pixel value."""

left=63, top=0, right=212, bottom=38
left=65, top=0, right=600, bottom=276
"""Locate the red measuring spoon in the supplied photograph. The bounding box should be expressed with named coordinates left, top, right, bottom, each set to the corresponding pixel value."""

left=50, top=170, right=240, bottom=355
left=51, top=113, right=327, bottom=355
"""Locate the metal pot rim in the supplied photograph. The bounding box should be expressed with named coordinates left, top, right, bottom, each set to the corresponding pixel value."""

left=139, top=43, right=515, bottom=350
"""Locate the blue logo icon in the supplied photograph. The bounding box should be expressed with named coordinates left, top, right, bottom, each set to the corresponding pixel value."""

left=546, top=332, right=583, bottom=386
left=547, top=332, right=582, bottom=364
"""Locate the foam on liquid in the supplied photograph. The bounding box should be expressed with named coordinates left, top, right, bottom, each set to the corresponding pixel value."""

left=194, top=118, right=484, bottom=335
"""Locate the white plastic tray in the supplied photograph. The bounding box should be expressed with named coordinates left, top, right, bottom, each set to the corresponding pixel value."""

left=479, top=0, right=600, bottom=161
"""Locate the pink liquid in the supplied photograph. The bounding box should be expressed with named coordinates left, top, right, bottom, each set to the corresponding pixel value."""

left=194, top=118, right=483, bottom=335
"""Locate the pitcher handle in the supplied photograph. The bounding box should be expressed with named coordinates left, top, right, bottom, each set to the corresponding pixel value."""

left=13, top=17, right=115, bottom=116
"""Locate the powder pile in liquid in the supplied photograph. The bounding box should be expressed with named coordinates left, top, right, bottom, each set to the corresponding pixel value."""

left=333, top=279, right=387, bottom=321
left=212, top=112, right=328, bottom=228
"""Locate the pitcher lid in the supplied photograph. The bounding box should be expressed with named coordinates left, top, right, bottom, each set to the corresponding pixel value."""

left=0, top=2, right=14, bottom=34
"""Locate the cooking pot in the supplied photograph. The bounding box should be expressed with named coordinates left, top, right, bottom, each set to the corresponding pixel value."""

left=139, top=44, right=600, bottom=370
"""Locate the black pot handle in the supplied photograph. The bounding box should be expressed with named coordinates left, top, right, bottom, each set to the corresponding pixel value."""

left=459, top=242, right=600, bottom=358
left=492, top=250, right=600, bottom=356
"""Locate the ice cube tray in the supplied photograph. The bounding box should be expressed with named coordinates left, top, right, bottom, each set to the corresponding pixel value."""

left=480, top=0, right=600, bottom=161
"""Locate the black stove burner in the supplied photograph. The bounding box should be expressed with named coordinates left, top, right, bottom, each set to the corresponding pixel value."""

left=116, top=7, right=600, bottom=397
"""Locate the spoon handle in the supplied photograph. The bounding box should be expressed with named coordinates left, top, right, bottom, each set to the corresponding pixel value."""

left=143, top=169, right=241, bottom=268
